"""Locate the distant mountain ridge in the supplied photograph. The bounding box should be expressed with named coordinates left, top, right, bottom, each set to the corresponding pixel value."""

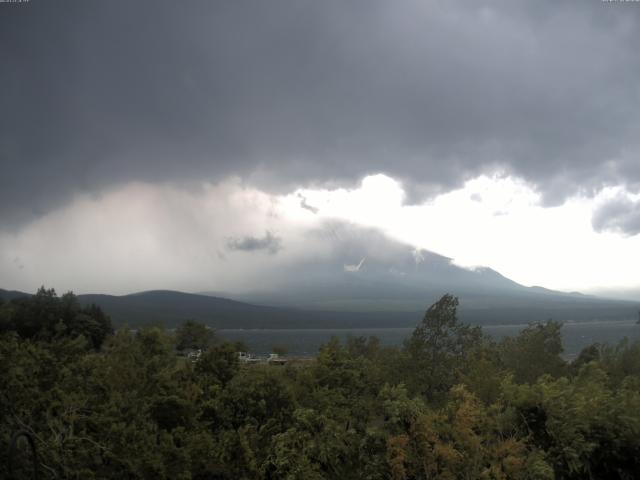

left=1, top=225, right=637, bottom=329
left=0, top=289, right=31, bottom=301
left=203, top=227, right=637, bottom=319
left=0, top=288, right=420, bottom=329
left=1, top=287, right=638, bottom=330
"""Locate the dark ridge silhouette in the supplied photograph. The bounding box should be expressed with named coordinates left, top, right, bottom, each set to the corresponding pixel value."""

left=1, top=288, right=638, bottom=329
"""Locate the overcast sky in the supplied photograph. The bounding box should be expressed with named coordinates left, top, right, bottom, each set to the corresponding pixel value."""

left=1, top=0, right=640, bottom=295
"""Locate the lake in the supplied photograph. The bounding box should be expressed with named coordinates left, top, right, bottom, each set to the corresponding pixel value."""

left=219, top=320, right=640, bottom=358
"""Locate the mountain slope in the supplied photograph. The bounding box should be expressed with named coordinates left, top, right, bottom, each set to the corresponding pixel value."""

left=0, top=288, right=31, bottom=301
left=216, top=226, right=563, bottom=309
left=76, top=290, right=420, bottom=329
left=2, top=225, right=638, bottom=328
left=203, top=225, right=640, bottom=323
left=2, top=287, right=637, bottom=329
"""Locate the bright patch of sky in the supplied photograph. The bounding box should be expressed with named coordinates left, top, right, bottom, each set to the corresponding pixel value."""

left=283, top=174, right=640, bottom=293
left=2, top=174, right=639, bottom=295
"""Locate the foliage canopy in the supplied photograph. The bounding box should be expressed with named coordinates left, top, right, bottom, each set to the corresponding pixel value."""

left=1, top=291, right=640, bottom=479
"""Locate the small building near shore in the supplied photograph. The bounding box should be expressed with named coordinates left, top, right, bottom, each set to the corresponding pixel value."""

left=266, top=353, right=287, bottom=365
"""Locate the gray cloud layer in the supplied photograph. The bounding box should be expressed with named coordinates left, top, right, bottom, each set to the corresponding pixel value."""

left=226, top=231, right=282, bottom=255
left=592, top=195, right=640, bottom=236
left=2, top=0, right=640, bottom=226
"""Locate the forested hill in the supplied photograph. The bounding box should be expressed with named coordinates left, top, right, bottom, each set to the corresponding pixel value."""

left=1, top=288, right=638, bottom=329
left=47, top=289, right=420, bottom=329
left=0, top=288, right=30, bottom=301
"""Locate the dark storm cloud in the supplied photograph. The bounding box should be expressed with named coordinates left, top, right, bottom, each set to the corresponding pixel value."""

left=592, top=195, right=640, bottom=236
left=226, top=231, right=282, bottom=254
left=2, top=0, right=640, bottom=226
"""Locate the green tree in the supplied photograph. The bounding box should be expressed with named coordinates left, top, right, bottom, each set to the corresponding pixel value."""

left=600, top=337, right=640, bottom=386
left=569, top=343, right=601, bottom=376
left=0, top=287, right=112, bottom=349
left=174, top=319, right=217, bottom=351
left=500, top=320, right=566, bottom=384
left=403, top=294, right=482, bottom=402
left=195, top=342, right=239, bottom=387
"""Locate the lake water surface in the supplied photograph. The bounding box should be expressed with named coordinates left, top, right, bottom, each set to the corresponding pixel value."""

left=220, top=320, right=640, bottom=358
